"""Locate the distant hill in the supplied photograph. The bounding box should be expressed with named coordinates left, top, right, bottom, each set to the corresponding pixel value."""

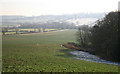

left=1, top=12, right=107, bottom=26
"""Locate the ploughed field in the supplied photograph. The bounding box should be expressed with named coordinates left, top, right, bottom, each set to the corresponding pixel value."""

left=2, top=30, right=119, bottom=72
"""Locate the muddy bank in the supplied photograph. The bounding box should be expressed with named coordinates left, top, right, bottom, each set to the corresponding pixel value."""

left=62, top=42, right=94, bottom=53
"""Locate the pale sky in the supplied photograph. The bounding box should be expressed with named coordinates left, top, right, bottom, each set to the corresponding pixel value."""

left=0, top=0, right=119, bottom=16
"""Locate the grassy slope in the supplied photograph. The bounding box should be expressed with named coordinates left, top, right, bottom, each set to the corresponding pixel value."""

left=2, top=30, right=119, bottom=72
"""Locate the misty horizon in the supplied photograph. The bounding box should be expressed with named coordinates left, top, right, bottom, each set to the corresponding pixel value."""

left=1, top=12, right=108, bottom=17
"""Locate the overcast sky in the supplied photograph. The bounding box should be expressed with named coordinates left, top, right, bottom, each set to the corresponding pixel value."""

left=0, top=0, right=119, bottom=16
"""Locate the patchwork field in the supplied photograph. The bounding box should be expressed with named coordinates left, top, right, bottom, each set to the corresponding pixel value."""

left=2, top=30, right=119, bottom=72
left=4, top=28, right=57, bottom=35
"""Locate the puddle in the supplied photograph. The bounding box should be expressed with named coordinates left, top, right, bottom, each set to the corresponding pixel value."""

left=70, top=51, right=120, bottom=66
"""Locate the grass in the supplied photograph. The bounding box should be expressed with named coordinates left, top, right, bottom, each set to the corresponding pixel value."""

left=0, top=37, right=1, bottom=72
left=2, top=30, right=119, bottom=72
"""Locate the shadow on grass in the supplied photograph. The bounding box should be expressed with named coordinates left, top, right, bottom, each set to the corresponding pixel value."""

left=55, top=49, right=76, bottom=58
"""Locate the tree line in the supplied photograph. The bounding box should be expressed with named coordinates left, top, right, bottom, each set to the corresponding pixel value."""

left=77, top=11, right=119, bottom=62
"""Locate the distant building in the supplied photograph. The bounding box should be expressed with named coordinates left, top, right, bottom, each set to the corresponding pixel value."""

left=16, top=25, right=21, bottom=27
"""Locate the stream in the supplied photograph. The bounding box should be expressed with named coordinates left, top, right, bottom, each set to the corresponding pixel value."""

left=69, top=51, right=120, bottom=66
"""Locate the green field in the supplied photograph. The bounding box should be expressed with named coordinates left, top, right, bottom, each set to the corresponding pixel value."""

left=5, top=28, right=57, bottom=35
left=2, top=30, right=119, bottom=72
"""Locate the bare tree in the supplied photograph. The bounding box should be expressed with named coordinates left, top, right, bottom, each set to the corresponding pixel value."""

left=15, top=28, right=19, bottom=34
left=2, top=28, right=8, bottom=35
